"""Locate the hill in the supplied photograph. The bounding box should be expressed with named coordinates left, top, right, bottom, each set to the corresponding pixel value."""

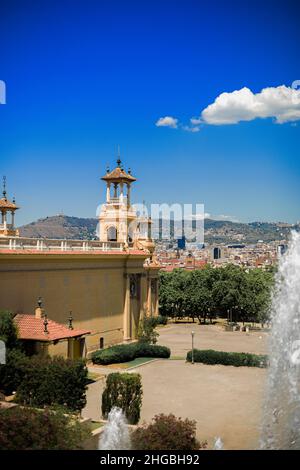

left=18, top=215, right=298, bottom=244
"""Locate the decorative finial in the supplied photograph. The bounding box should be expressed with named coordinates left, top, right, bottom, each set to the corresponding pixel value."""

left=13, top=196, right=16, bottom=204
left=117, top=145, right=121, bottom=167
left=43, top=314, right=48, bottom=333
left=37, top=296, right=42, bottom=308
left=2, top=176, right=6, bottom=199
left=68, top=311, right=73, bottom=330
left=106, top=165, right=110, bottom=173
left=128, top=168, right=131, bottom=175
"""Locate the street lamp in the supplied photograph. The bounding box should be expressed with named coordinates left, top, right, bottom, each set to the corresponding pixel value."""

left=191, top=330, right=195, bottom=364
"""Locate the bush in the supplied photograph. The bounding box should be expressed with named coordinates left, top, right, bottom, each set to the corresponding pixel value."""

left=102, top=372, right=142, bottom=424
left=138, top=317, right=159, bottom=344
left=131, top=413, right=207, bottom=450
left=156, top=315, right=168, bottom=325
left=0, top=349, right=29, bottom=395
left=0, top=310, right=19, bottom=350
left=16, top=355, right=88, bottom=412
left=92, top=342, right=170, bottom=365
left=0, top=352, right=88, bottom=411
left=0, top=406, right=91, bottom=450
left=186, top=349, right=268, bottom=367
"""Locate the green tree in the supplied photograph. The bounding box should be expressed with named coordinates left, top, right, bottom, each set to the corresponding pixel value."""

left=131, top=413, right=207, bottom=450
left=0, top=310, right=19, bottom=350
left=138, top=317, right=159, bottom=344
left=0, top=406, right=91, bottom=450
left=102, top=372, right=142, bottom=424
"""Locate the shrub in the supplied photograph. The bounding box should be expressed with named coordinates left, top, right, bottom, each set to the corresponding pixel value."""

left=0, top=349, right=29, bottom=395
left=138, top=317, right=159, bottom=344
left=102, top=372, right=142, bottom=424
left=186, top=349, right=268, bottom=368
left=92, top=342, right=170, bottom=365
left=156, top=315, right=168, bottom=325
left=0, top=310, right=19, bottom=350
left=0, top=406, right=91, bottom=450
left=0, top=351, right=88, bottom=411
left=16, top=355, right=88, bottom=411
left=131, top=413, right=207, bottom=450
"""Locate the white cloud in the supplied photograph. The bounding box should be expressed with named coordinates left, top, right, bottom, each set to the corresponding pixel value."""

left=201, top=85, right=300, bottom=125
left=155, top=116, right=178, bottom=128
left=186, top=212, right=210, bottom=220
left=190, top=117, right=202, bottom=125
left=212, top=214, right=240, bottom=222
left=182, top=125, right=200, bottom=133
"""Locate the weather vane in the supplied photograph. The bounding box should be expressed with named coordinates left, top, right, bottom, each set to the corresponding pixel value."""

left=2, top=175, right=6, bottom=198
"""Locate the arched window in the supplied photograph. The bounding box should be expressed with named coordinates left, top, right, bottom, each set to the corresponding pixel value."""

left=107, top=226, right=117, bottom=242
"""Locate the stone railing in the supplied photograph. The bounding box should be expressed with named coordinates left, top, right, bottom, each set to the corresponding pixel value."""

left=0, top=236, right=126, bottom=252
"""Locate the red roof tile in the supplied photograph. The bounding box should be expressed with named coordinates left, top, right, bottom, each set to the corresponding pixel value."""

left=14, top=314, right=91, bottom=342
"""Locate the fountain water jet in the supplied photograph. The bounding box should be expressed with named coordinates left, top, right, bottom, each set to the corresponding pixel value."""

left=213, top=436, right=224, bottom=450
left=261, top=231, right=300, bottom=449
left=99, top=407, right=131, bottom=450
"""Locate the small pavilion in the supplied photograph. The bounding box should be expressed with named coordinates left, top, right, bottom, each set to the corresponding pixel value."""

left=0, top=177, right=19, bottom=237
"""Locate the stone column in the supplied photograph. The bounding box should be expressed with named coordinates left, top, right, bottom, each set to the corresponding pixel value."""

left=120, top=182, right=124, bottom=203
left=123, top=274, right=131, bottom=341
left=140, top=273, right=147, bottom=320
left=106, top=183, right=111, bottom=202
left=11, top=211, right=15, bottom=228
left=127, top=184, right=131, bottom=207
left=147, top=275, right=152, bottom=317
left=154, top=278, right=159, bottom=317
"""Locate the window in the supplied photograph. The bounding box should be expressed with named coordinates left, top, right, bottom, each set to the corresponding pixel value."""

left=100, top=337, right=104, bottom=349
left=107, top=226, right=117, bottom=241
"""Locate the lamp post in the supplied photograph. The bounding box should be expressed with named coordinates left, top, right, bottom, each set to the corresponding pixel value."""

left=191, top=330, right=195, bottom=364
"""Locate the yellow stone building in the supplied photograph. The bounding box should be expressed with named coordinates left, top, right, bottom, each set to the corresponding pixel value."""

left=0, top=160, right=160, bottom=357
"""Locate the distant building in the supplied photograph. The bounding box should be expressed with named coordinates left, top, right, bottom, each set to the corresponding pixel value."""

left=212, top=246, right=222, bottom=260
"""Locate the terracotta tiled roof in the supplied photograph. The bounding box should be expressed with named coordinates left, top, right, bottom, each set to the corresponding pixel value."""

left=101, top=166, right=136, bottom=182
left=0, top=197, right=19, bottom=210
left=14, top=314, right=91, bottom=342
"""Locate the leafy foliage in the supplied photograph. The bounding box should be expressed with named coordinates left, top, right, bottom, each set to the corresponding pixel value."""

left=131, top=413, right=207, bottom=450
left=0, top=310, right=19, bottom=350
left=92, top=342, right=170, bottom=365
left=138, top=317, right=159, bottom=344
left=0, top=406, right=91, bottom=450
left=159, top=265, right=274, bottom=324
left=186, top=348, right=268, bottom=367
left=102, top=372, right=142, bottom=424
left=0, top=352, right=88, bottom=411
left=0, top=349, right=29, bottom=395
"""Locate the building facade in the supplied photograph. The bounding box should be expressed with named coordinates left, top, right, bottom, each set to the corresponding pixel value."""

left=0, top=160, right=160, bottom=356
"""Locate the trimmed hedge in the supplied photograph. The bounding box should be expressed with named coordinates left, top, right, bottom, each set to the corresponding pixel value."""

left=186, top=349, right=268, bottom=368
left=92, top=342, right=170, bottom=365
left=102, top=372, right=142, bottom=424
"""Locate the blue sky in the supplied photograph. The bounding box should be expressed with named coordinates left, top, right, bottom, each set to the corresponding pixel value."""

left=0, top=0, right=299, bottom=225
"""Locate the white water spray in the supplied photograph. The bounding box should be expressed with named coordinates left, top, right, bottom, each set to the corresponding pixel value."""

left=99, top=407, right=131, bottom=450
left=261, top=231, right=300, bottom=449
left=213, top=436, right=224, bottom=450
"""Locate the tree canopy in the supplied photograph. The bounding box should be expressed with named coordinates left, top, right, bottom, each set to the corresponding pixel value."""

left=159, top=265, right=274, bottom=325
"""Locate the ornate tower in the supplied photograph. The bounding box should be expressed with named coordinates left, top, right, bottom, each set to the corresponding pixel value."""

left=99, top=157, right=138, bottom=245
left=0, top=176, right=19, bottom=237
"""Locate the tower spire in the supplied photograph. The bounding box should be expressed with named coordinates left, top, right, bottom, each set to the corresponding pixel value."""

left=117, top=145, right=121, bottom=167
left=2, top=175, right=6, bottom=199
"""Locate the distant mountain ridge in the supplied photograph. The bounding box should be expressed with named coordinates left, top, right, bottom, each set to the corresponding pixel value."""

left=18, top=215, right=299, bottom=244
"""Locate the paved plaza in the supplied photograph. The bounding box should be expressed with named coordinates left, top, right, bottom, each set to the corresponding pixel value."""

left=83, top=323, right=268, bottom=449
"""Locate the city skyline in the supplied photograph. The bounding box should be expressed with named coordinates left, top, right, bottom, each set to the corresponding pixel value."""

left=1, top=0, right=300, bottom=226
